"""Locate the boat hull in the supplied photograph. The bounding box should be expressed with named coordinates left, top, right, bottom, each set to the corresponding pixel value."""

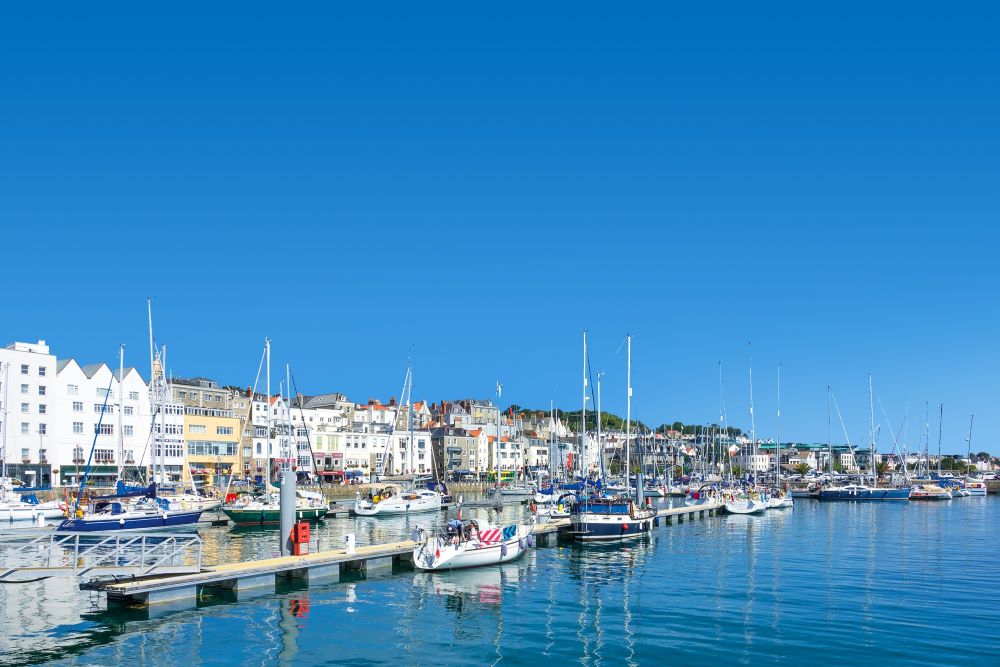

left=353, top=495, right=441, bottom=516
left=725, top=499, right=768, bottom=514
left=414, top=526, right=532, bottom=570
left=222, top=507, right=328, bottom=526
left=570, top=501, right=656, bottom=542
left=58, top=509, right=203, bottom=532
left=819, top=488, right=910, bottom=501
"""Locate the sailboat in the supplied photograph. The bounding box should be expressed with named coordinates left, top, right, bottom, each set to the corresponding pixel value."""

left=353, top=359, right=443, bottom=516
left=413, top=518, right=534, bottom=571
left=570, top=334, right=655, bottom=541
left=726, top=344, right=768, bottom=515
left=221, top=340, right=329, bottom=527
left=820, top=375, right=909, bottom=501
left=769, top=364, right=793, bottom=509
left=59, top=343, right=203, bottom=532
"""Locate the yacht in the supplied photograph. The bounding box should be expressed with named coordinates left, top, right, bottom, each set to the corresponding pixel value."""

left=353, top=483, right=442, bottom=516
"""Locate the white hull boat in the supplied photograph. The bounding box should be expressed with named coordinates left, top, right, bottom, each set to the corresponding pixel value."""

left=414, top=520, right=533, bottom=570
left=725, top=497, right=768, bottom=514
left=354, top=485, right=441, bottom=516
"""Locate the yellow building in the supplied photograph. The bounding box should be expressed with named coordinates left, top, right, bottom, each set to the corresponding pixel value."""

left=171, top=378, right=243, bottom=487
left=182, top=407, right=241, bottom=487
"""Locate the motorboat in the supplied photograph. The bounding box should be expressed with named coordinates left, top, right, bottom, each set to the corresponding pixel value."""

left=909, top=483, right=952, bottom=500
left=964, top=479, right=988, bottom=496
left=569, top=495, right=656, bottom=542
left=413, top=518, right=533, bottom=570
left=353, top=483, right=442, bottom=516
left=222, top=489, right=329, bottom=526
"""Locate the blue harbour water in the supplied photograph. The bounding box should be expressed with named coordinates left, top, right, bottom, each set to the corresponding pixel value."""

left=2, top=497, right=998, bottom=666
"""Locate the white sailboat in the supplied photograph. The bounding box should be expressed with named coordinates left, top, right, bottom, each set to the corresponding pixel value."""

left=353, top=359, right=443, bottom=516
left=413, top=518, right=533, bottom=570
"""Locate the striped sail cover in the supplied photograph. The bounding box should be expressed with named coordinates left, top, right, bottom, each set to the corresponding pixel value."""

left=479, top=525, right=518, bottom=543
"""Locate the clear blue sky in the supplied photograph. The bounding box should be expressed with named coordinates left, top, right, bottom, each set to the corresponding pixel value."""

left=2, top=3, right=997, bottom=453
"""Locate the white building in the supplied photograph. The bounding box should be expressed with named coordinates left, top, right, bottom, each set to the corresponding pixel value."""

left=53, top=358, right=156, bottom=486
left=0, top=340, right=58, bottom=485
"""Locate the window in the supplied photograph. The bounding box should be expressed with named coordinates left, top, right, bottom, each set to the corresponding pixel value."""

left=20, top=403, right=28, bottom=413
left=20, top=423, right=28, bottom=434
left=129, top=391, right=139, bottom=400
left=38, top=366, right=46, bottom=377
left=20, top=384, right=28, bottom=394
left=123, top=406, right=133, bottom=416
left=123, top=425, right=134, bottom=436
left=38, top=385, right=46, bottom=396
left=189, top=424, right=207, bottom=434
left=216, top=426, right=233, bottom=435
left=73, top=401, right=83, bottom=412
left=67, top=384, right=79, bottom=395
left=20, top=364, right=28, bottom=375
left=73, top=422, right=84, bottom=434
left=38, top=423, right=46, bottom=435
left=94, top=449, right=114, bottom=463
left=96, top=423, right=114, bottom=435
left=38, top=404, right=46, bottom=414
left=94, top=404, right=113, bottom=414
left=96, top=388, right=108, bottom=398
left=21, top=448, right=29, bottom=460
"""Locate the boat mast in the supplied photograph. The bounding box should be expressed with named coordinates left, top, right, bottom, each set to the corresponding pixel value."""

left=408, top=363, right=414, bottom=475
left=117, top=344, right=125, bottom=482
left=596, top=371, right=603, bottom=481
left=549, top=400, right=555, bottom=482
left=265, top=338, right=271, bottom=489
left=868, top=373, right=875, bottom=484
left=827, top=385, right=833, bottom=475
left=747, top=343, right=755, bottom=483
left=937, top=403, right=943, bottom=477
left=719, top=361, right=727, bottom=481
left=625, top=334, right=632, bottom=495
left=495, top=381, right=502, bottom=484
left=581, top=331, right=588, bottom=479
left=775, top=363, right=781, bottom=487
left=966, top=414, right=974, bottom=477
left=1, top=362, right=8, bottom=479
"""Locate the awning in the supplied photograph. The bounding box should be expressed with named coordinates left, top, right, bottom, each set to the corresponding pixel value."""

left=319, top=471, right=344, bottom=476
left=453, top=470, right=474, bottom=475
left=344, top=470, right=364, bottom=478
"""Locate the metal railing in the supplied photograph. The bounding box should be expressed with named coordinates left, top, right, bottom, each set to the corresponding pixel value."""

left=0, top=530, right=203, bottom=582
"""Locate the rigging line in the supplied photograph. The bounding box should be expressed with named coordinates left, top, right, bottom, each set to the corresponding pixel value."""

left=223, top=342, right=268, bottom=499
left=73, top=376, right=115, bottom=514
left=829, top=390, right=853, bottom=449
left=289, top=368, right=327, bottom=485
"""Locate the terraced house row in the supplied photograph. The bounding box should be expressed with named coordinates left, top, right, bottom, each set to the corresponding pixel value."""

left=0, top=339, right=571, bottom=488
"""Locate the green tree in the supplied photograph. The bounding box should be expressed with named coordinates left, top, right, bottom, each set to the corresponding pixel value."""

left=731, top=464, right=744, bottom=479
left=793, top=463, right=811, bottom=477
left=875, top=461, right=889, bottom=479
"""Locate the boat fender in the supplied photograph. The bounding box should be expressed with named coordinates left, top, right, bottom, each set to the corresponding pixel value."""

left=526, top=534, right=534, bottom=548
left=529, top=502, right=536, bottom=513
left=518, top=537, right=525, bottom=550
left=501, top=542, right=508, bottom=557
left=119, top=518, right=125, bottom=525
left=622, top=523, right=629, bottom=530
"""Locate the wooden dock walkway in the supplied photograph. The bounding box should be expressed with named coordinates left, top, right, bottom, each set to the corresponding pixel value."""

left=85, top=499, right=725, bottom=607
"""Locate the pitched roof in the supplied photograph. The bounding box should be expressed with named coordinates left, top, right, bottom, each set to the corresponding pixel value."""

left=81, top=363, right=108, bottom=379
